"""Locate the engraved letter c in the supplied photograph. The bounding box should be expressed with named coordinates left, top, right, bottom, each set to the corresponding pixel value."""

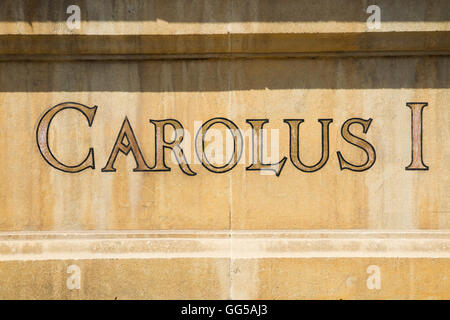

left=37, top=102, right=97, bottom=173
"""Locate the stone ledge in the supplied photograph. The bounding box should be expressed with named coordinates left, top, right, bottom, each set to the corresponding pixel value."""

left=0, top=231, right=448, bottom=261
left=0, top=233, right=448, bottom=299
left=1, top=0, right=448, bottom=35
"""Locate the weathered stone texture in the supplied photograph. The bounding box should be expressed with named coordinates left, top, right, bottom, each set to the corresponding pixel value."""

left=0, top=0, right=448, bottom=299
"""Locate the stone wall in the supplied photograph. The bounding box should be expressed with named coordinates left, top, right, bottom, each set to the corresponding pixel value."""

left=0, top=0, right=448, bottom=299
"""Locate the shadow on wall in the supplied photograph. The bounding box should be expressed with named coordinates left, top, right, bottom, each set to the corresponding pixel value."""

left=0, top=0, right=448, bottom=22
left=0, top=57, right=447, bottom=92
